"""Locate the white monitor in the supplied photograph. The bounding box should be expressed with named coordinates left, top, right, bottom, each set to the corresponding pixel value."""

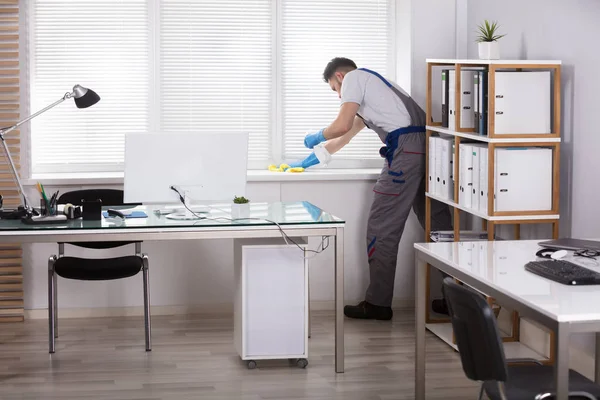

left=124, top=132, right=249, bottom=205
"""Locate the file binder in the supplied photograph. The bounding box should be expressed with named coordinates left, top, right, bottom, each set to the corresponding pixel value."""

left=435, top=137, right=444, bottom=196
left=470, top=144, right=487, bottom=211
left=428, top=136, right=437, bottom=193
left=479, top=147, right=489, bottom=214
left=441, top=69, right=450, bottom=128
left=494, top=148, right=552, bottom=212
left=440, top=138, right=454, bottom=200
left=474, top=73, right=479, bottom=133
left=448, top=70, right=456, bottom=130
left=460, top=70, right=476, bottom=130
left=449, top=70, right=476, bottom=130
left=458, top=143, right=474, bottom=208
left=494, top=71, right=551, bottom=134
left=478, top=70, right=488, bottom=135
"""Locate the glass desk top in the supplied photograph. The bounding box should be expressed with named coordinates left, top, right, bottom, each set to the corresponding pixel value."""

left=0, top=202, right=344, bottom=232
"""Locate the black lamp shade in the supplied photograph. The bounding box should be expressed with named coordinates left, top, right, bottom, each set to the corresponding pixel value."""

left=74, top=88, right=100, bottom=109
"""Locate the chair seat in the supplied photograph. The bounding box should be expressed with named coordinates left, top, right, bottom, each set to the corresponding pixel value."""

left=484, top=365, right=600, bottom=400
left=54, top=256, right=143, bottom=281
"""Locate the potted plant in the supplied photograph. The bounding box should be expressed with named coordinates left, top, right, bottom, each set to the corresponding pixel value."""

left=232, top=196, right=250, bottom=219
left=476, top=20, right=506, bottom=60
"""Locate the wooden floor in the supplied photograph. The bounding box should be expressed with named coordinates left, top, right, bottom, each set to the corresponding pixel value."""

left=0, top=309, right=479, bottom=400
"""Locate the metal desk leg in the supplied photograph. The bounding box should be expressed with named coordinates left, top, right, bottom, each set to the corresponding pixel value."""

left=595, top=333, right=600, bottom=383
left=335, top=227, right=345, bottom=373
left=555, top=322, right=570, bottom=400
left=415, top=255, right=426, bottom=400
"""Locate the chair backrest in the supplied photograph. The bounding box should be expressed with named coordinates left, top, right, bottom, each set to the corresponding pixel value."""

left=57, top=189, right=140, bottom=249
left=441, top=277, right=508, bottom=383
left=57, top=189, right=139, bottom=207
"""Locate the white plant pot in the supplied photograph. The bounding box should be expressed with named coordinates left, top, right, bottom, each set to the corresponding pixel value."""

left=478, top=41, right=500, bottom=60
left=231, top=203, right=250, bottom=219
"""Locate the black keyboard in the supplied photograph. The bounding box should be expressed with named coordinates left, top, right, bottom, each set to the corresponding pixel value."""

left=525, top=260, right=600, bottom=285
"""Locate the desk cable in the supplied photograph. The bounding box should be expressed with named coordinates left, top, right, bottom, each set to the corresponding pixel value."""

left=169, top=186, right=329, bottom=259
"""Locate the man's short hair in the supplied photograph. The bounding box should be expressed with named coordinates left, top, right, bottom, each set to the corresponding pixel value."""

left=323, top=57, right=357, bottom=82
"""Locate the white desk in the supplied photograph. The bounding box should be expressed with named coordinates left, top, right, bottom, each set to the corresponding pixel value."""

left=0, top=201, right=346, bottom=373
left=414, top=240, right=600, bottom=400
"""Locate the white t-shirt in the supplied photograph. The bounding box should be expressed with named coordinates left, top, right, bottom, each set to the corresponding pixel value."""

left=340, top=69, right=411, bottom=132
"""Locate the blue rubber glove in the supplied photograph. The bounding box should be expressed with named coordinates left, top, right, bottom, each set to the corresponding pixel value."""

left=287, top=152, right=320, bottom=169
left=302, top=201, right=322, bottom=221
left=304, top=128, right=326, bottom=149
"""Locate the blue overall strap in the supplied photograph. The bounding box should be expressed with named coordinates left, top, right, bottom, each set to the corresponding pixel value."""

left=358, top=68, right=393, bottom=87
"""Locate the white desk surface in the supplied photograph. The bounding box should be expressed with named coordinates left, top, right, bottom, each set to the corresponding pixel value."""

left=414, top=240, right=600, bottom=323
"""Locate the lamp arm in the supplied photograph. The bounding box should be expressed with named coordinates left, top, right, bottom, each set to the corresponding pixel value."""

left=0, top=91, right=73, bottom=215
left=0, top=92, right=71, bottom=138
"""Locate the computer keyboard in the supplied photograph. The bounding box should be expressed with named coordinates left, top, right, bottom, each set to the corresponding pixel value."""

left=525, top=259, right=600, bottom=285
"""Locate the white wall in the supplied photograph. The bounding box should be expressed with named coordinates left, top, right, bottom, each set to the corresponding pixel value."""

left=21, top=0, right=460, bottom=314
left=466, top=0, right=600, bottom=366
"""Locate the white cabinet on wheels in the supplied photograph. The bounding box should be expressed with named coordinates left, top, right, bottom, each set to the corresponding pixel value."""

left=233, top=238, right=309, bottom=369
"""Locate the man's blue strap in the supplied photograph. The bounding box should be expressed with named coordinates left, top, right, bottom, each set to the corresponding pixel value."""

left=358, top=67, right=393, bottom=88
left=388, top=126, right=426, bottom=136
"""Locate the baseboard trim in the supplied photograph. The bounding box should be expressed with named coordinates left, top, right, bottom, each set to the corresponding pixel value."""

left=25, top=298, right=415, bottom=319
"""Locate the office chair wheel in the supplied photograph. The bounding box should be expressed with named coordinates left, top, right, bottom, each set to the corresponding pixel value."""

left=247, top=360, right=257, bottom=370
left=296, top=358, right=308, bottom=369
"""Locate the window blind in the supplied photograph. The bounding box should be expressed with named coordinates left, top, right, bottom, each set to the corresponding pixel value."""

left=281, top=0, right=392, bottom=165
left=159, top=0, right=272, bottom=165
left=30, top=0, right=149, bottom=173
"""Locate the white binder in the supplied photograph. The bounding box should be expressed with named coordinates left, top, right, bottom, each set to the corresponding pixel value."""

left=428, top=137, right=437, bottom=194
left=494, top=71, right=551, bottom=134
left=448, top=70, right=475, bottom=130
left=458, top=143, right=474, bottom=208
left=440, top=138, right=454, bottom=200
left=459, top=70, right=476, bottom=130
left=494, top=148, right=553, bottom=212
left=435, top=137, right=444, bottom=196
left=479, top=147, right=489, bottom=214
left=470, top=144, right=487, bottom=211
left=448, top=70, right=456, bottom=131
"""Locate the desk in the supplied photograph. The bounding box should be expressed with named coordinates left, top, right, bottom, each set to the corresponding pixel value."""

left=0, top=201, right=346, bottom=373
left=414, top=240, right=600, bottom=400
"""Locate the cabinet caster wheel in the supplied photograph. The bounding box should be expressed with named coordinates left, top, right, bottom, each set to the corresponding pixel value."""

left=296, top=358, right=308, bottom=369
left=247, top=360, right=257, bottom=369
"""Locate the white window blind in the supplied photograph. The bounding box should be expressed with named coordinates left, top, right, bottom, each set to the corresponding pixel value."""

left=159, top=0, right=272, bottom=164
left=30, top=0, right=149, bottom=174
left=281, top=0, right=392, bottom=165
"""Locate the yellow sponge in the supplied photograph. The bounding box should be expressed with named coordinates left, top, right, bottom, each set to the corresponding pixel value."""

left=286, top=167, right=304, bottom=173
left=268, top=164, right=304, bottom=173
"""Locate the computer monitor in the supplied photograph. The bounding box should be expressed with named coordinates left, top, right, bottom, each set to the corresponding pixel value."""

left=123, top=132, right=249, bottom=205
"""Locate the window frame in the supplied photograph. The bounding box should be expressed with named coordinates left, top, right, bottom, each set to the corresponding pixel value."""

left=24, top=0, right=400, bottom=178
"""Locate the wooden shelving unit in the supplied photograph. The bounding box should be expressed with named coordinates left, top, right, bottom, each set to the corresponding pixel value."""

left=424, top=58, right=562, bottom=364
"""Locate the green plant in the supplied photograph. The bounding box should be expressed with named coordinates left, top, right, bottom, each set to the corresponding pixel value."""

left=233, top=196, right=250, bottom=204
left=476, top=20, right=506, bottom=42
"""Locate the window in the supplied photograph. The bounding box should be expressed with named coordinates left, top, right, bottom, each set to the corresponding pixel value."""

left=28, top=0, right=396, bottom=175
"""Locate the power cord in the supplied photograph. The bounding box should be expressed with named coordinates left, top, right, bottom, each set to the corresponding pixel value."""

left=168, top=187, right=329, bottom=258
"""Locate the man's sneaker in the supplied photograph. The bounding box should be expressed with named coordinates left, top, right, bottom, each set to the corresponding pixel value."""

left=432, top=299, right=449, bottom=315
left=343, top=301, right=393, bottom=320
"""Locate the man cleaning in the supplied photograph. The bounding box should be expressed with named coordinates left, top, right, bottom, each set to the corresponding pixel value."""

left=289, top=57, right=452, bottom=320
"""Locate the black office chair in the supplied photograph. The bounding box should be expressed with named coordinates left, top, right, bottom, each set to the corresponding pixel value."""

left=48, top=189, right=151, bottom=353
left=442, top=277, right=600, bottom=400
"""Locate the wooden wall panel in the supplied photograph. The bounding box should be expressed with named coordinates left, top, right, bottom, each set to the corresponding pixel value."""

left=0, top=0, right=23, bottom=322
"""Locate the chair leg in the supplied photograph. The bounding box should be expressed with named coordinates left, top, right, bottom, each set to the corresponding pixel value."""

left=497, top=382, right=508, bottom=400
left=308, top=267, right=311, bottom=339
left=48, top=255, right=57, bottom=354
left=53, top=272, right=58, bottom=339
left=142, top=254, right=151, bottom=352
left=478, top=383, right=485, bottom=400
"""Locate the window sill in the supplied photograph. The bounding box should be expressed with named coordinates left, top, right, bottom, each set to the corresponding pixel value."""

left=24, top=168, right=380, bottom=187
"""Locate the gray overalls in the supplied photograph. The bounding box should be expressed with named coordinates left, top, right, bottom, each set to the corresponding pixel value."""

left=357, top=68, right=453, bottom=307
